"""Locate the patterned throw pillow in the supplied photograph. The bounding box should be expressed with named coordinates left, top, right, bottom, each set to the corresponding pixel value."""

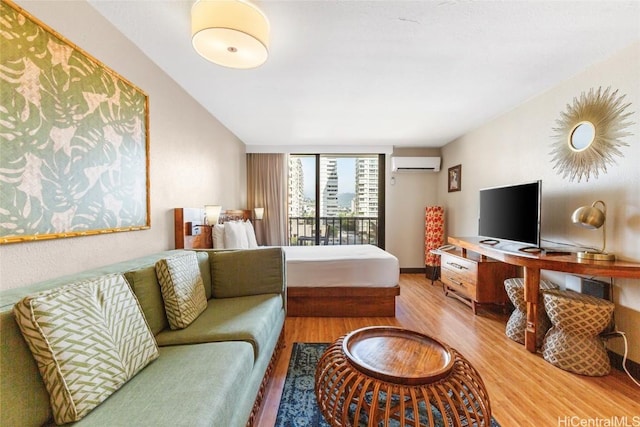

left=13, top=274, right=159, bottom=425
left=155, top=251, right=207, bottom=330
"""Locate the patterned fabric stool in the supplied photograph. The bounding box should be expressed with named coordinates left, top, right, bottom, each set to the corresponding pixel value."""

left=541, top=289, right=614, bottom=376
left=504, top=278, right=559, bottom=347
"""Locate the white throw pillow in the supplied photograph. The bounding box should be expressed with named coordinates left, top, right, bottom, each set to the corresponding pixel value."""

left=244, top=220, right=259, bottom=248
left=13, top=274, right=159, bottom=424
left=223, top=221, right=249, bottom=249
left=155, top=251, right=208, bottom=330
left=213, top=223, right=225, bottom=249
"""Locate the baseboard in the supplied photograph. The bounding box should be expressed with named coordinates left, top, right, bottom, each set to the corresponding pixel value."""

left=399, top=267, right=443, bottom=277
left=609, top=350, right=640, bottom=381
left=400, top=267, right=426, bottom=274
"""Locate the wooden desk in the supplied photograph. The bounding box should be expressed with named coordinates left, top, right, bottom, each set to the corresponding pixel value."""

left=448, top=237, right=640, bottom=353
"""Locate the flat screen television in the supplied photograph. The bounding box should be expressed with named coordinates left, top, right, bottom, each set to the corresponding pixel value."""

left=478, top=180, right=541, bottom=248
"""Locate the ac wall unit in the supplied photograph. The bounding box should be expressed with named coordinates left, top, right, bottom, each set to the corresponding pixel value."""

left=391, top=156, right=441, bottom=172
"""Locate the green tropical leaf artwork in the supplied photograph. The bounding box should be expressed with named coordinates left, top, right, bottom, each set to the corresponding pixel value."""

left=0, top=0, right=149, bottom=244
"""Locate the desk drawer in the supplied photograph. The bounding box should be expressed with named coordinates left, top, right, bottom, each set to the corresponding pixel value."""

left=441, top=254, right=477, bottom=285
left=441, top=273, right=475, bottom=299
left=440, top=249, right=516, bottom=314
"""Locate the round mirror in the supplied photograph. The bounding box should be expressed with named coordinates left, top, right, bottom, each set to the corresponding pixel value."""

left=569, top=121, right=595, bottom=152
left=550, top=87, right=633, bottom=182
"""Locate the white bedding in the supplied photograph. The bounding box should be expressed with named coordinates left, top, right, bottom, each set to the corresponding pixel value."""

left=282, top=244, right=399, bottom=288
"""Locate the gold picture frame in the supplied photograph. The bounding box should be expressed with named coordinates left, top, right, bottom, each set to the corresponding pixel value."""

left=0, top=0, right=150, bottom=244
left=448, top=164, right=461, bottom=192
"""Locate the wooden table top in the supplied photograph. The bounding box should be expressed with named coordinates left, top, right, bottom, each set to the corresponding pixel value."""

left=449, top=236, right=640, bottom=278
left=342, top=326, right=454, bottom=385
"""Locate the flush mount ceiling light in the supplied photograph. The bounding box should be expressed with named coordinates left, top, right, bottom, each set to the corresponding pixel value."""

left=191, top=0, right=270, bottom=69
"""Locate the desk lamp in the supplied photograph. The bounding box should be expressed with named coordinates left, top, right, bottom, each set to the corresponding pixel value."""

left=571, top=200, right=615, bottom=261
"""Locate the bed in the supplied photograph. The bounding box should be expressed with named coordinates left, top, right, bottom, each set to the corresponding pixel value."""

left=174, top=208, right=400, bottom=317
left=283, top=244, right=399, bottom=317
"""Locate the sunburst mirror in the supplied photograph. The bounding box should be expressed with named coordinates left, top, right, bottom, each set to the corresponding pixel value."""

left=550, top=86, right=634, bottom=182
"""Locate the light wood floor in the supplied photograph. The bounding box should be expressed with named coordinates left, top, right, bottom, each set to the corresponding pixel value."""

left=255, top=274, right=640, bottom=426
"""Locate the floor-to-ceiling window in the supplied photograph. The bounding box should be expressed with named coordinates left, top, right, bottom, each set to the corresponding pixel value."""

left=288, top=154, right=385, bottom=248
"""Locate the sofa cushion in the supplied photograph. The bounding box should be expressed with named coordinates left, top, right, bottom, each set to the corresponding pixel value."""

left=12, top=274, right=159, bottom=425
left=210, top=247, right=285, bottom=299
left=0, top=310, right=51, bottom=427
left=155, top=293, right=284, bottom=360
left=123, top=266, right=169, bottom=335
left=195, top=250, right=213, bottom=299
left=156, top=252, right=207, bottom=330
left=0, top=250, right=193, bottom=427
left=74, top=342, right=254, bottom=427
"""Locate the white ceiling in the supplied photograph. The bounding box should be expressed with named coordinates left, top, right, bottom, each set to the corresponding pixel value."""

left=88, top=0, right=640, bottom=149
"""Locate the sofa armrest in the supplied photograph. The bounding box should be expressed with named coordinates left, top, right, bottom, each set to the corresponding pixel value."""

left=206, top=248, right=285, bottom=299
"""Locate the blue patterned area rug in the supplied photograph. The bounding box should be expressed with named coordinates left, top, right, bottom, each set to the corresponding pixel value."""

left=275, top=342, right=500, bottom=427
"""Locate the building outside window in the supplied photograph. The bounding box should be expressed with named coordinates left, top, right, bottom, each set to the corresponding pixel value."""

left=288, top=154, right=383, bottom=247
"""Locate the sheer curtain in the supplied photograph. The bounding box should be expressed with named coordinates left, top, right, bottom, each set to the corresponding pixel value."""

left=246, top=153, right=289, bottom=246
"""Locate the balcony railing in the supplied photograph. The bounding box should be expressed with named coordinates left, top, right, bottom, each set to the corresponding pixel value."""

left=288, top=216, right=378, bottom=246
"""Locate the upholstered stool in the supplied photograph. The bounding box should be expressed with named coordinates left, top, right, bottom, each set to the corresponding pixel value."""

left=541, top=289, right=614, bottom=376
left=504, top=278, right=559, bottom=347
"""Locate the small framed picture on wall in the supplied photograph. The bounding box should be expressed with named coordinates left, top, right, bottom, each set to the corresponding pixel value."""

left=448, top=164, right=462, bottom=192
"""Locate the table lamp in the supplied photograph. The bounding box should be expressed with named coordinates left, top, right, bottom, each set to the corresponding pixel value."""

left=571, top=200, right=615, bottom=261
left=254, top=207, right=264, bottom=220
left=204, top=205, right=222, bottom=226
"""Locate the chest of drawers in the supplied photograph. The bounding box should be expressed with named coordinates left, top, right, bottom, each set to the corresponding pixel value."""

left=440, top=250, right=517, bottom=314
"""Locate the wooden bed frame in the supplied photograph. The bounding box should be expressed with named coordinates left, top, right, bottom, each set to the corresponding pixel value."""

left=174, top=207, right=211, bottom=249
left=174, top=208, right=251, bottom=249
left=174, top=208, right=400, bottom=317
left=287, top=286, right=400, bottom=317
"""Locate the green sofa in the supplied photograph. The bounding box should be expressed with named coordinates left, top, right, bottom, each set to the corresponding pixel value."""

left=0, top=248, right=286, bottom=427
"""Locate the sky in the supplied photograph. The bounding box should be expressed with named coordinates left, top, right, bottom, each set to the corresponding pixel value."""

left=299, top=157, right=355, bottom=198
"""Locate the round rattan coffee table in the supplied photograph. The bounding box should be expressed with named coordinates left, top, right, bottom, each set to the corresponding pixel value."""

left=315, top=326, right=491, bottom=427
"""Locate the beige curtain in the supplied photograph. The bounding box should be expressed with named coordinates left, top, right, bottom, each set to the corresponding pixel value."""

left=246, top=153, right=289, bottom=246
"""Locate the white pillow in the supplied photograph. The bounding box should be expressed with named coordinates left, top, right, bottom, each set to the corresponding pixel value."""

left=223, top=220, right=249, bottom=249
left=213, top=223, right=225, bottom=249
left=244, top=220, right=259, bottom=248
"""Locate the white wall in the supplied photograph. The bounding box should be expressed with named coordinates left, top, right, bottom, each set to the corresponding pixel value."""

left=439, top=42, right=640, bottom=363
left=385, top=148, right=441, bottom=268
left=0, top=1, right=247, bottom=290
